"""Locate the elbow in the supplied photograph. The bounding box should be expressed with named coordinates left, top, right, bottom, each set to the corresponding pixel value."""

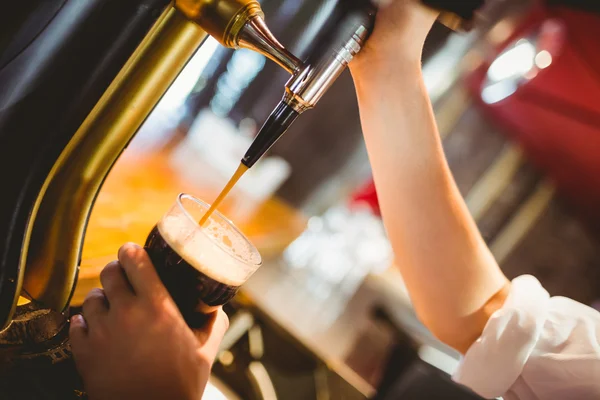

left=420, top=317, right=480, bottom=354
left=416, top=283, right=511, bottom=354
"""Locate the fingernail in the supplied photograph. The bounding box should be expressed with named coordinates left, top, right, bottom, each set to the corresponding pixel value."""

left=119, top=243, right=141, bottom=258
left=70, top=314, right=87, bottom=328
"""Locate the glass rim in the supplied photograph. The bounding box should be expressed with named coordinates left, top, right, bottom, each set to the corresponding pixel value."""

left=174, top=193, right=262, bottom=267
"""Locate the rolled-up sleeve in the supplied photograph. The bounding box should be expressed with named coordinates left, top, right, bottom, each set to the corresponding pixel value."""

left=452, top=275, right=600, bottom=400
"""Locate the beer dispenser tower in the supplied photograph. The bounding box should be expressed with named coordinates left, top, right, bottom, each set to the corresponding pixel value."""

left=0, top=0, right=483, bottom=396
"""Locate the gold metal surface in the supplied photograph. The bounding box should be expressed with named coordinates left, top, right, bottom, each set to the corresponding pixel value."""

left=20, top=7, right=208, bottom=312
left=175, top=0, right=262, bottom=46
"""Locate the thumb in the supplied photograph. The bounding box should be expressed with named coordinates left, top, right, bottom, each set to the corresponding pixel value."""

left=195, top=309, right=229, bottom=363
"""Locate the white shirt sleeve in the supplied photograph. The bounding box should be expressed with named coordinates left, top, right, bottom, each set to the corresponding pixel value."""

left=452, top=275, right=600, bottom=400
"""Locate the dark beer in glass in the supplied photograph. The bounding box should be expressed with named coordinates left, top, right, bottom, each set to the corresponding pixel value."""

left=145, top=194, right=261, bottom=327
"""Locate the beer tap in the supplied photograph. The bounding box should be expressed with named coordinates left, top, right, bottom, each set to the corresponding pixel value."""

left=241, top=0, right=377, bottom=168
left=176, top=0, right=485, bottom=169
left=172, top=0, right=378, bottom=168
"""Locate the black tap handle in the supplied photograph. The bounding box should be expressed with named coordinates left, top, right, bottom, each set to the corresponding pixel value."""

left=242, top=101, right=300, bottom=168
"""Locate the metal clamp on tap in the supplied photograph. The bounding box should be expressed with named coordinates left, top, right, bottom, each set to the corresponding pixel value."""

left=284, top=20, right=371, bottom=114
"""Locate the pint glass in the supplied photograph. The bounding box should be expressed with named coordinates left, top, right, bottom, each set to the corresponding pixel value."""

left=144, top=194, right=262, bottom=327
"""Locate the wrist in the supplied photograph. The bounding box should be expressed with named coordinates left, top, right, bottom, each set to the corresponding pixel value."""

left=351, top=50, right=421, bottom=78
left=350, top=57, right=423, bottom=94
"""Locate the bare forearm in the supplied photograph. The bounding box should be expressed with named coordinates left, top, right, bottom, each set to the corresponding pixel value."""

left=350, top=61, right=509, bottom=353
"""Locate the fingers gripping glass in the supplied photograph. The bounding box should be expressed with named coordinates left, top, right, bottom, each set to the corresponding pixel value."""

left=144, top=194, right=262, bottom=327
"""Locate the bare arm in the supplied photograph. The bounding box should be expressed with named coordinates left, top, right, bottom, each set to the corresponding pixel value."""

left=349, top=3, right=509, bottom=353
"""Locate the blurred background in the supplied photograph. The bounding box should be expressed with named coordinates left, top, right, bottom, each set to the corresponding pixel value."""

left=78, top=0, right=600, bottom=398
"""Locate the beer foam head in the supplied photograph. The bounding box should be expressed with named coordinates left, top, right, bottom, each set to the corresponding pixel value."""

left=157, top=214, right=261, bottom=287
